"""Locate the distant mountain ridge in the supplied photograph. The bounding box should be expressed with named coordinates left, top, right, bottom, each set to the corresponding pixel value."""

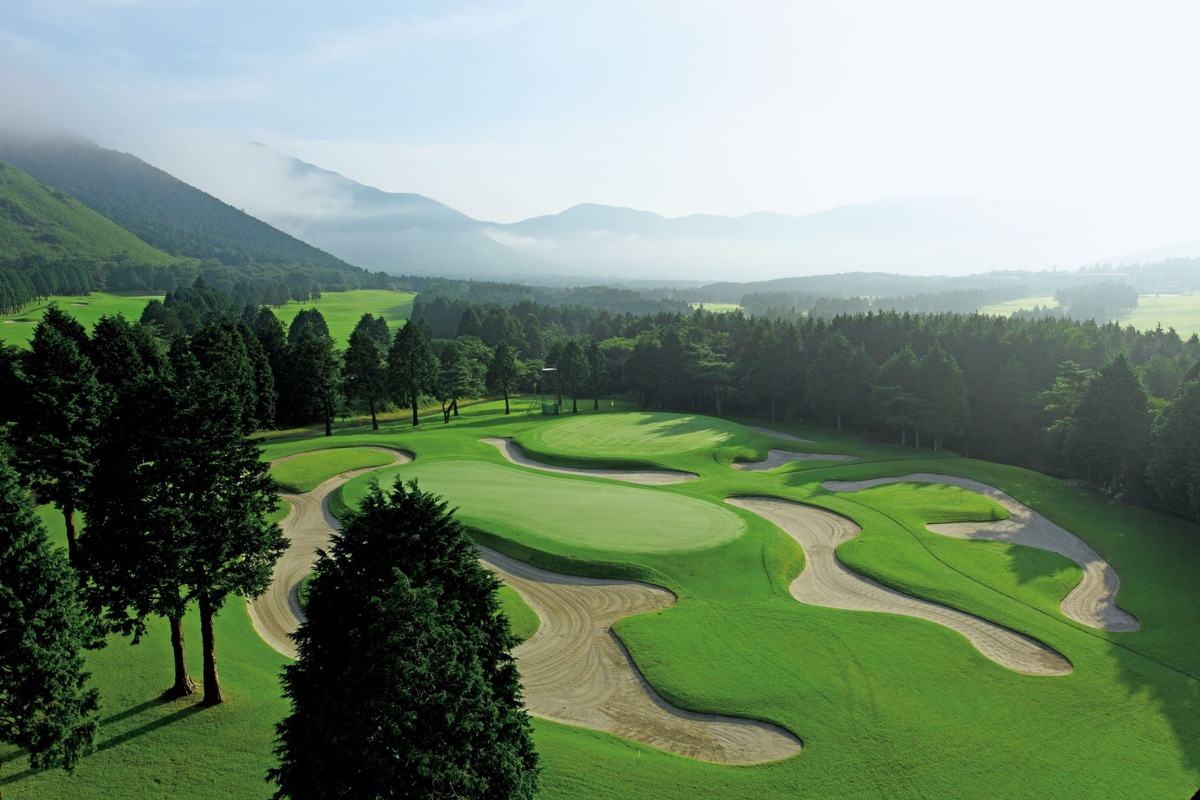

left=179, top=144, right=1121, bottom=281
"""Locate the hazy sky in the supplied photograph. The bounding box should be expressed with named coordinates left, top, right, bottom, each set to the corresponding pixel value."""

left=3, top=0, right=1200, bottom=250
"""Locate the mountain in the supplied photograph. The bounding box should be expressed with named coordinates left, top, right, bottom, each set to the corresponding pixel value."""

left=0, top=132, right=363, bottom=279
left=0, top=160, right=178, bottom=268
left=147, top=143, right=1129, bottom=281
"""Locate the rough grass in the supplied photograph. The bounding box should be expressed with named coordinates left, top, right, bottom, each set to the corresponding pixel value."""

left=269, top=447, right=397, bottom=493
left=1, top=289, right=415, bottom=350
left=268, top=290, right=415, bottom=347
left=11, top=400, right=1198, bottom=799
left=497, top=585, right=540, bottom=643
left=1, top=292, right=163, bottom=348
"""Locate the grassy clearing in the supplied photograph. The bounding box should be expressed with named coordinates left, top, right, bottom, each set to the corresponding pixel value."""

left=269, top=290, right=415, bottom=346
left=269, top=447, right=397, bottom=493
left=1, top=292, right=162, bottom=347
left=1121, top=293, right=1200, bottom=338
left=0, top=288, right=416, bottom=349
left=691, top=303, right=743, bottom=314
left=13, top=400, right=1198, bottom=799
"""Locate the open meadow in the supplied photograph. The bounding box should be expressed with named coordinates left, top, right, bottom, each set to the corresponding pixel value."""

left=0, top=289, right=416, bottom=348
left=4, top=402, right=1198, bottom=799
left=981, top=292, right=1200, bottom=338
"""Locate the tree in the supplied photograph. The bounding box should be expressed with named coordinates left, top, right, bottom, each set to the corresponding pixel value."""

left=806, top=331, right=874, bottom=431
left=913, top=342, right=969, bottom=451
left=486, top=341, right=523, bottom=415
left=0, top=454, right=99, bottom=777
left=269, top=479, right=538, bottom=799
left=585, top=337, right=608, bottom=410
left=434, top=341, right=485, bottom=423
left=343, top=314, right=391, bottom=429
left=872, top=345, right=923, bottom=445
left=555, top=338, right=590, bottom=414
left=1146, top=373, right=1200, bottom=519
left=82, top=337, right=285, bottom=705
left=288, top=325, right=339, bottom=436
left=387, top=322, right=437, bottom=426
left=1064, top=354, right=1150, bottom=495
left=10, top=307, right=102, bottom=565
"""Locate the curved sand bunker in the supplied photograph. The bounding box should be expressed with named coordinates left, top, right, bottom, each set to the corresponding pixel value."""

left=727, top=496, right=1072, bottom=676
left=248, top=447, right=413, bottom=658
left=253, top=447, right=798, bottom=763
left=734, top=448, right=858, bottom=471
left=480, top=545, right=803, bottom=764
left=821, top=474, right=1139, bottom=632
left=483, top=437, right=697, bottom=485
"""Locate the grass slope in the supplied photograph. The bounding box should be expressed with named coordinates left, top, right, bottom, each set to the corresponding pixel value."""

left=8, top=401, right=1198, bottom=799
left=269, top=447, right=398, bottom=493
left=0, top=162, right=177, bottom=267
left=1, top=289, right=416, bottom=348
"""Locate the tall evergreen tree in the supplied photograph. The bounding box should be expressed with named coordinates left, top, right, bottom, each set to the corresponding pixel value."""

left=486, top=341, right=522, bottom=415
left=269, top=480, right=538, bottom=799
left=11, top=307, right=101, bottom=565
left=343, top=315, right=391, bottom=430
left=1064, top=354, right=1151, bottom=495
left=913, top=342, right=969, bottom=451
left=0, top=455, right=99, bottom=777
left=555, top=339, right=590, bottom=414
left=872, top=345, right=923, bottom=445
left=1146, top=373, right=1200, bottom=519
left=387, top=322, right=437, bottom=426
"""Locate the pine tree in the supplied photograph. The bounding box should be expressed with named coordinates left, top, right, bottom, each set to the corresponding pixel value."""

left=1064, top=354, right=1151, bottom=495
left=343, top=314, right=391, bottom=429
left=486, top=341, right=522, bottom=415
left=269, top=480, right=539, bottom=799
left=0, top=455, right=99, bottom=777
left=10, top=306, right=102, bottom=565
left=1146, top=374, right=1200, bottom=519
left=387, top=322, right=437, bottom=426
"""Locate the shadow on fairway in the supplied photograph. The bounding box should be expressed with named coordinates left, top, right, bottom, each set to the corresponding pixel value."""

left=0, top=699, right=207, bottom=787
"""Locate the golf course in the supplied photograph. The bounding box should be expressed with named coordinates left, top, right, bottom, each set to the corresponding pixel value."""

left=6, top=403, right=1199, bottom=798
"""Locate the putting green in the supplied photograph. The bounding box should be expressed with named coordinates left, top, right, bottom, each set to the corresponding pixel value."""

left=343, top=460, right=745, bottom=554
left=524, top=411, right=741, bottom=458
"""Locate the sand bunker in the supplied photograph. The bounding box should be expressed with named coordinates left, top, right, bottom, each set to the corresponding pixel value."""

left=821, top=474, right=1139, bottom=632
left=728, top=497, right=1072, bottom=676
left=480, top=546, right=803, bottom=764
left=483, top=437, right=697, bottom=485
left=747, top=425, right=814, bottom=443
left=253, top=446, right=798, bottom=763
left=734, top=448, right=858, bottom=471
left=248, top=447, right=413, bottom=658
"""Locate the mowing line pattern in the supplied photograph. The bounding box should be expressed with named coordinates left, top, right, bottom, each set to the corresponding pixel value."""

left=480, top=545, right=804, bottom=764
left=727, top=496, right=1073, bottom=676
left=248, top=447, right=413, bottom=658
left=822, top=474, right=1140, bottom=632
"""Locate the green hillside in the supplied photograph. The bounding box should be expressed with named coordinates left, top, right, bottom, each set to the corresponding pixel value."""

left=0, top=133, right=365, bottom=281
left=0, top=161, right=178, bottom=268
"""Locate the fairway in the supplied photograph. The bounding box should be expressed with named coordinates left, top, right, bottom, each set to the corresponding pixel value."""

left=524, top=411, right=742, bottom=459
left=343, top=459, right=745, bottom=554
left=0, top=292, right=161, bottom=347
left=269, top=289, right=415, bottom=345
left=269, top=446, right=399, bottom=493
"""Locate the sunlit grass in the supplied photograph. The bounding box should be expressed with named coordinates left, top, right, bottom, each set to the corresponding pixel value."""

left=269, top=447, right=398, bottom=493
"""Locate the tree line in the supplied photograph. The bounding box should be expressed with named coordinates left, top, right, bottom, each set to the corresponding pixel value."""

left=0, top=300, right=538, bottom=796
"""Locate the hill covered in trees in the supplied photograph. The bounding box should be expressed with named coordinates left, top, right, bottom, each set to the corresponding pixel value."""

left=0, top=132, right=378, bottom=293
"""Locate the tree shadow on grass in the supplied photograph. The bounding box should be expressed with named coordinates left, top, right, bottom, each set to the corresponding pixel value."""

left=997, top=540, right=1078, bottom=588
left=0, top=698, right=207, bottom=786
left=1106, top=638, right=1200, bottom=790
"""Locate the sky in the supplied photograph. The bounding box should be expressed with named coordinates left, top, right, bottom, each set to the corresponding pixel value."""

left=2, top=0, right=1200, bottom=253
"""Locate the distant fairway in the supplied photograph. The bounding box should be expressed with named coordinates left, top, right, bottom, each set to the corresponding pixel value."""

left=0, top=292, right=161, bottom=347
left=981, top=292, right=1200, bottom=337
left=524, top=411, right=741, bottom=459
left=270, top=289, right=415, bottom=345
left=343, top=459, right=745, bottom=554
left=1, top=289, right=415, bottom=348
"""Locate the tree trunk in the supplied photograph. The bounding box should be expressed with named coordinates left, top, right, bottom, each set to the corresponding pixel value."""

left=199, top=594, right=222, bottom=706
left=503, top=388, right=510, bottom=415
left=323, top=398, right=333, bottom=437
left=593, top=393, right=599, bottom=410
left=411, top=397, right=419, bottom=427
left=369, top=397, right=378, bottom=430
left=835, top=411, right=843, bottom=431
left=572, top=394, right=578, bottom=413
left=442, top=401, right=452, bottom=423
left=165, top=614, right=197, bottom=698
left=63, top=504, right=78, bottom=567
left=451, top=398, right=459, bottom=417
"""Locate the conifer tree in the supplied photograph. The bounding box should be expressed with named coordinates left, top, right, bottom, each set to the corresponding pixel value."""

left=269, top=480, right=538, bottom=799
left=0, top=455, right=99, bottom=777
left=387, top=321, right=437, bottom=426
